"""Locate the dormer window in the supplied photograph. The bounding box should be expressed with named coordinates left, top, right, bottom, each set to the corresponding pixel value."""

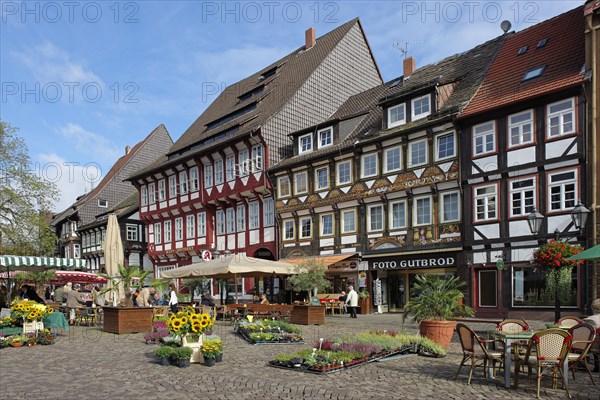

left=98, top=199, right=108, bottom=208
left=411, top=94, right=431, bottom=120
left=299, top=133, right=313, bottom=153
left=387, top=103, right=405, bottom=128
left=318, top=127, right=332, bottom=148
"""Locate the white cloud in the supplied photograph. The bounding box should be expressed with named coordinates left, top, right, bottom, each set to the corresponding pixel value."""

left=57, top=123, right=121, bottom=164
left=36, top=153, right=103, bottom=213
left=12, top=40, right=103, bottom=86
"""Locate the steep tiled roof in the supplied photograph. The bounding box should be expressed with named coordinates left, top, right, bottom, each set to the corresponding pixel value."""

left=461, top=6, right=585, bottom=118
left=271, top=34, right=506, bottom=170
left=79, top=192, right=139, bottom=231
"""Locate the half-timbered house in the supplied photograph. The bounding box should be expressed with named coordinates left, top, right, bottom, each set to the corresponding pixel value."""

left=457, top=7, right=588, bottom=318
left=127, top=20, right=382, bottom=301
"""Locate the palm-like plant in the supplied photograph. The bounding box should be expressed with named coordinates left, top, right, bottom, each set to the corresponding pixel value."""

left=99, top=264, right=150, bottom=307
left=404, top=275, right=473, bottom=322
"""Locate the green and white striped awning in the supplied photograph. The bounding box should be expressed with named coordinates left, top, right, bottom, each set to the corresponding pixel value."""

left=0, top=256, right=86, bottom=270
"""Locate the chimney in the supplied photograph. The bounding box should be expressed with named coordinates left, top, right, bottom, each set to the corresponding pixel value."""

left=305, top=27, right=316, bottom=49
left=125, top=145, right=131, bottom=154
left=403, top=56, right=416, bottom=78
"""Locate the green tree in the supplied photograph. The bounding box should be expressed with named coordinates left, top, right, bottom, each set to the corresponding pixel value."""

left=288, top=259, right=331, bottom=302
left=99, top=264, right=150, bottom=307
left=0, top=122, right=59, bottom=255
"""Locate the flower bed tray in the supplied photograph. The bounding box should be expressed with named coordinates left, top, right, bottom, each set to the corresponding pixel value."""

left=237, top=330, right=304, bottom=345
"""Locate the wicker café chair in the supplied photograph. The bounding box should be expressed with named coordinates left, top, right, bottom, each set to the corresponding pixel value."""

left=557, top=316, right=585, bottom=328
left=518, top=329, right=572, bottom=399
left=455, top=323, right=505, bottom=385
left=497, top=319, right=530, bottom=334
left=567, top=323, right=596, bottom=385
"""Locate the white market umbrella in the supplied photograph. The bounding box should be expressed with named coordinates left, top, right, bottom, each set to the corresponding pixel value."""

left=103, top=214, right=124, bottom=305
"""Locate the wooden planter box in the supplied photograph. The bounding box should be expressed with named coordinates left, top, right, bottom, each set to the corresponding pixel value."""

left=290, top=305, right=325, bottom=325
left=358, top=297, right=371, bottom=314
left=102, top=307, right=153, bottom=334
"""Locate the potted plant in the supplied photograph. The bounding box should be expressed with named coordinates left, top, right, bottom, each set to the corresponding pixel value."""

left=201, top=338, right=223, bottom=366
left=155, top=346, right=175, bottom=366
left=358, top=289, right=371, bottom=315
left=404, top=275, right=473, bottom=349
left=167, top=307, right=215, bottom=363
left=288, top=259, right=330, bottom=325
left=174, top=346, right=193, bottom=368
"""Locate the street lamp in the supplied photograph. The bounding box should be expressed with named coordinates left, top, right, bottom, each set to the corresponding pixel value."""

left=527, top=208, right=544, bottom=236
left=570, top=200, right=590, bottom=232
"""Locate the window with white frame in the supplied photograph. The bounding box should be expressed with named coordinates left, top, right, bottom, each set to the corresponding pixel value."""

left=179, top=171, right=188, bottom=195
left=474, top=185, right=497, bottom=221
left=158, top=179, right=166, bottom=201
left=141, top=186, right=148, bottom=206
left=318, top=127, right=333, bottom=148
left=414, top=196, right=432, bottom=225
left=510, top=178, right=536, bottom=217
left=436, top=132, right=456, bottom=160
left=204, top=164, right=213, bottom=188
left=342, top=209, right=356, bottom=233
left=175, top=218, right=183, bottom=241
left=169, top=175, right=177, bottom=198
left=73, top=244, right=80, bottom=258
left=388, top=103, right=406, bottom=128
left=126, top=224, right=138, bottom=241
left=321, top=214, right=333, bottom=236
left=283, top=219, right=295, bottom=240
left=226, top=208, right=235, bottom=233
left=148, top=183, right=156, bottom=204
left=263, top=197, right=274, bottom=227
left=361, top=153, right=378, bottom=178
left=299, top=216, right=312, bottom=239
left=236, top=204, right=246, bottom=232
left=315, top=166, right=329, bottom=191
left=411, top=94, right=431, bottom=120
left=473, top=121, right=496, bottom=156
left=216, top=210, right=225, bottom=235
left=509, top=110, right=534, bottom=147
left=95, top=231, right=101, bottom=245
left=299, top=133, right=313, bottom=153
left=441, top=192, right=460, bottom=222
left=186, top=215, right=195, bottom=239
left=547, top=98, right=575, bottom=138
left=278, top=175, right=291, bottom=198
left=409, top=140, right=427, bottom=167
left=65, top=245, right=70, bottom=259
left=337, top=160, right=352, bottom=185
left=164, top=220, right=172, bottom=243
left=239, top=148, right=249, bottom=176
left=226, top=154, right=236, bottom=181
left=214, top=159, right=224, bottom=185
left=197, top=212, right=206, bottom=237
left=252, top=144, right=263, bottom=172
left=294, top=171, right=308, bottom=194
left=384, top=146, right=402, bottom=172
left=98, top=199, right=108, bottom=208
left=548, top=170, right=577, bottom=211
left=190, top=167, right=199, bottom=192
left=368, top=204, right=384, bottom=232
left=389, top=200, right=407, bottom=229
left=249, top=201, right=260, bottom=229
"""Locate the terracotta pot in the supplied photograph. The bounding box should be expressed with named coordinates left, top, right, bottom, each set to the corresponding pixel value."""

left=419, top=320, right=456, bottom=349
left=11, top=342, right=24, bottom=347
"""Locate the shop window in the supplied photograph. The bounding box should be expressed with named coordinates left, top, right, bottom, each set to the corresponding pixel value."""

left=512, top=266, right=577, bottom=307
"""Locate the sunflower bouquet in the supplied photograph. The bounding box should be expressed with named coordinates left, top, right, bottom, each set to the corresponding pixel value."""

left=167, top=307, right=215, bottom=340
left=10, top=300, right=53, bottom=321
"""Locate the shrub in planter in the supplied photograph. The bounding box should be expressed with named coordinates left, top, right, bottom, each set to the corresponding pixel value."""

left=174, top=346, right=193, bottom=368
left=155, top=346, right=175, bottom=366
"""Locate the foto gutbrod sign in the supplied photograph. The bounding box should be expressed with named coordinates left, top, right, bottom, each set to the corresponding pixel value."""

left=372, top=256, right=456, bottom=270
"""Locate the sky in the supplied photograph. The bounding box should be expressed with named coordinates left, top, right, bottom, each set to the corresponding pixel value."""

left=0, top=0, right=581, bottom=213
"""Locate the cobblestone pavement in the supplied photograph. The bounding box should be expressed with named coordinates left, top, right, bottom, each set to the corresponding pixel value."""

left=1, top=314, right=598, bottom=400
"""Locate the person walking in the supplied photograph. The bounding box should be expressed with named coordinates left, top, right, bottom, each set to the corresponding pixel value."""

left=346, top=286, right=358, bottom=318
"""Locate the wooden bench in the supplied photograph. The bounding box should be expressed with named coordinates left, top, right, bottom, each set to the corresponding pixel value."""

left=229, top=304, right=293, bottom=321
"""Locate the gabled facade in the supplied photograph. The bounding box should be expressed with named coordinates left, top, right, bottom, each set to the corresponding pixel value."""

left=127, top=20, right=383, bottom=294
left=78, top=193, right=149, bottom=273
left=50, top=124, right=173, bottom=262
left=270, top=36, right=505, bottom=312
left=457, top=7, right=588, bottom=318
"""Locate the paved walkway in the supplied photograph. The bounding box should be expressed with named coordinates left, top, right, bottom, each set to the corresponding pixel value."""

left=0, top=314, right=597, bottom=399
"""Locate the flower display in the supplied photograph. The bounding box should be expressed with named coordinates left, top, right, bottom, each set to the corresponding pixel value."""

left=0, top=317, right=17, bottom=328
left=10, top=300, right=53, bottom=321
left=532, top=240, right=584, bottom=269
left=200, top=338, right=223, bottom=359
left=167, top=307, right=214, bottom=337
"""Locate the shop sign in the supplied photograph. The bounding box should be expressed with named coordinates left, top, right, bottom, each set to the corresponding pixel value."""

left=370, top=256, right=456, bottom=270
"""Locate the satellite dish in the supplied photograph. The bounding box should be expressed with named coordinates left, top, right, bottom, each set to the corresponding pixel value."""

left=501, top=20, right=512, bottom=34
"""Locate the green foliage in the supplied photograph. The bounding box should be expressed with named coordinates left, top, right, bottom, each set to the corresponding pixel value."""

left=417, top=336, right=447, bottom=357
left=358, top=289, right=370, bottom=299
left=532, top=240, right=583, bottom=269
left=99, top=264, right=150, bottom=307
left=173, top=346, right=193, bottom=360
left=13, top=271, right=56, bottom=291
left=404, top=275, right=473, bottom=322
left=545, top=267, right=574, bottom=302
left=0, top=121, right=59, bottom=256
left=155, top=346, right=175, bottom=358
left=288, top=259, right=331, bottom=301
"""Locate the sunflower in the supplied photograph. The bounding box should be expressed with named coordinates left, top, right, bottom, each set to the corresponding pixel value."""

left=171, top=318, right=183, bottom=329
left=200, top=314, right=210, bottom=322
left=191, top=321, right=202, bottom=333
